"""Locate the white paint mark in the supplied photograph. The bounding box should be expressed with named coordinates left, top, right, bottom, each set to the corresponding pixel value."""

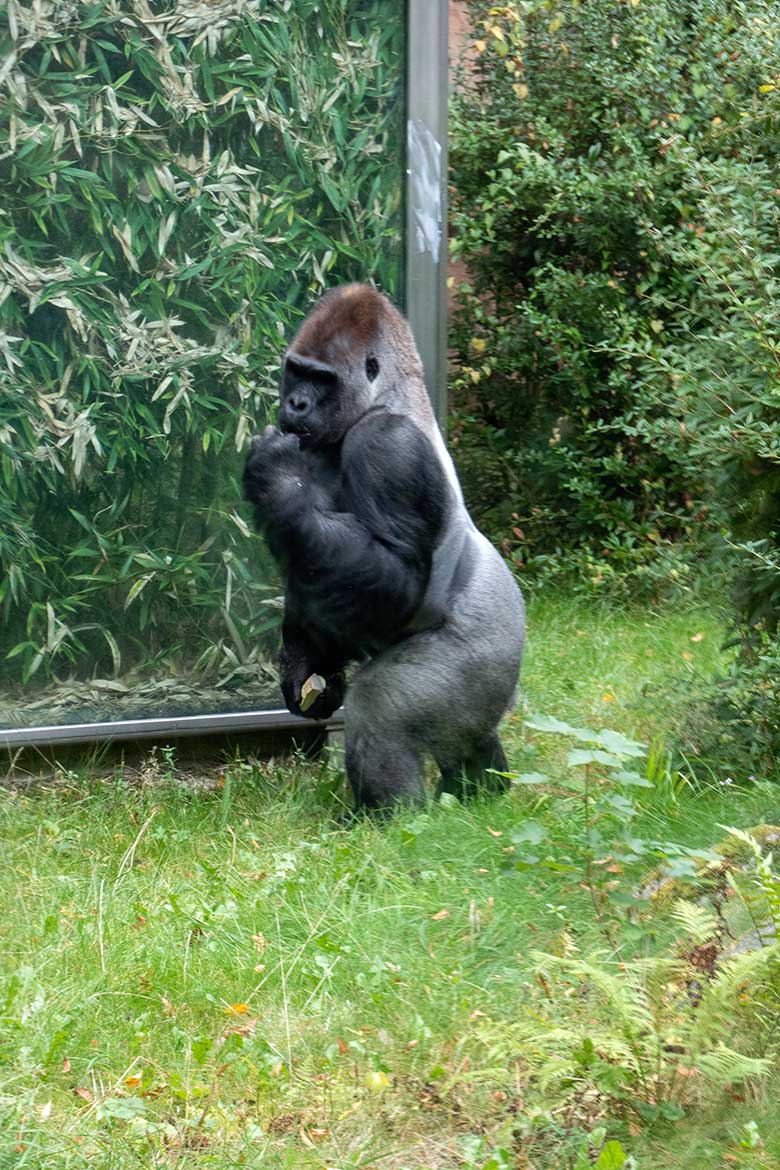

left=407, top=118, right=442, bottom=263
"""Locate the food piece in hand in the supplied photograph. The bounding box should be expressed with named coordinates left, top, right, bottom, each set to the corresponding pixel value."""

left=300, top=673, right=326, bottom=712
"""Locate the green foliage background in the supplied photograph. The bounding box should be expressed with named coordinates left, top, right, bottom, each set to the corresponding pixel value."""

left=449, top=0, right=780, bottom=600
left=451, top=0, right=780, bottom=771
left=0, top=0, right=405, bottom=722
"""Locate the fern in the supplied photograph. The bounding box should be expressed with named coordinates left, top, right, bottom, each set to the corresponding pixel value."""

left=695, top=1044, right=773, bottom=1085
left=722, top=827, right=780, bottom=942
left=671, top=899, right=719, bottom=945
left=492, top=944, right=780, bottom=1120
left=690, top=945, right=780, bottom=1050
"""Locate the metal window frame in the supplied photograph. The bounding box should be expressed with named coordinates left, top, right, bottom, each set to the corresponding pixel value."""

left=0, top=0, right=449, bottom=753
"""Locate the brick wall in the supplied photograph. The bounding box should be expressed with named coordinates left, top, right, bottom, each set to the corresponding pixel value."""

left=448, top=0, right=472, bottom=76
left=447, top=1, right=472, bottom=316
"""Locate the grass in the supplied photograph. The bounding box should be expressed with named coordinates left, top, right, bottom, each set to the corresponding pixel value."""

left=1, top=594, right=779, bottom=1169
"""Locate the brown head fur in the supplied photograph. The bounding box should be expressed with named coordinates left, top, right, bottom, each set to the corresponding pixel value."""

left=289, top=284, right=434, bottom=426
left=293, top=285, right=386, bottom=358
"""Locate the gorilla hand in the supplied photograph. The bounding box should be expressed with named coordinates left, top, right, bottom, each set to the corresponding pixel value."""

left=243, top=426, right=306, bottom=519
left=279, top=644, right=345, bottom=721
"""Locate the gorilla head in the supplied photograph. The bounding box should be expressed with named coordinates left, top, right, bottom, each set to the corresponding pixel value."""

left=279, top=285, right=434, bottom=447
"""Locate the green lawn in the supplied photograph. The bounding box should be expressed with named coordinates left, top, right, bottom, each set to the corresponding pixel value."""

left=1, top=595, right=778, bottom=1169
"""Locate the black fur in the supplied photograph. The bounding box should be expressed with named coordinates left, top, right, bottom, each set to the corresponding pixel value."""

left=243, top=410, right=448, bottom=713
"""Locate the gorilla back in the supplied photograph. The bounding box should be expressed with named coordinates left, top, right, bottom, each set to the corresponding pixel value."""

left=243, top=284, right=525, bottom=812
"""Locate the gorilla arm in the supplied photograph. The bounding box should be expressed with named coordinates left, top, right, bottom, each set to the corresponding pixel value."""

left=243, top=411, right=448, bottom=715
left=243, top=427, right=345, bottom=719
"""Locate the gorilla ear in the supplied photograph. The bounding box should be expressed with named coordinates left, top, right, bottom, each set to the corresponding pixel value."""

left=365, top=355, right=379, bottom=383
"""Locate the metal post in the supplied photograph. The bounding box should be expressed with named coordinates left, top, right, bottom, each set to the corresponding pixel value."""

left=406, top=0, right=449, bottom=425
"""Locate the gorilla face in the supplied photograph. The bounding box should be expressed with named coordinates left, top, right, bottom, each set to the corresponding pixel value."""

left=278, top=349, right=379, bottom=449
left=277, top=285, right=410, bottom=450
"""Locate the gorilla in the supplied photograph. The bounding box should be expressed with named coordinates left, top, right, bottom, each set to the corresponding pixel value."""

left=243, top=284, right=525, bottom=813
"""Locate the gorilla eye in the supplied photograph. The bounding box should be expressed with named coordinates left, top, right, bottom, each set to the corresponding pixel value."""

left=365, top=355, right=379, bottom=382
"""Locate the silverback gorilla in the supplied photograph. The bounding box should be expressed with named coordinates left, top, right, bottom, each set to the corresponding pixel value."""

left=243, top=285, right=525, bottom=813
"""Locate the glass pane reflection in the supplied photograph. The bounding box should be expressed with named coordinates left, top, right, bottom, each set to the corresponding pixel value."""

left=0, top=1, right=405, bottom=729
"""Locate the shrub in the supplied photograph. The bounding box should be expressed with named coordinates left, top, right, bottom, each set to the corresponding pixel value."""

left=636, top=25, right=780, bottom=769
left=448, top=0, right=780, bottom=596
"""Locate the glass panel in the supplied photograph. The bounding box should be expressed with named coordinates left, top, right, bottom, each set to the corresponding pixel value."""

left=0, top=1, right=406, bottom=730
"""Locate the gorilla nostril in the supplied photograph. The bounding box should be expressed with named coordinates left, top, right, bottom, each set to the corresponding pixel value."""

left=289, top=394, right=309, bottom=414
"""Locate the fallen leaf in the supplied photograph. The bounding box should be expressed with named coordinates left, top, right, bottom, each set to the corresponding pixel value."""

left=228, top=1021, right=256, bottom=1038
left=430, top=909, right=450, bottom=921
left=365, top=1069, right=391, bottom=1093
left=337, top=1037, right=349, bottom=1055
left=125, top=1075, right=142, bottom=1089
left=601, top=692, right=615, bottom=702
left=62, top=1056, right=71, bottom=1073
left=487, top=826, right=503, bottom=838
left=40, top=1101, right=52, bottom=1121
left=73, top=1088, right=92, bottom=1103
left=226, top=1002, right=250, bottom=1015
left=690, top=632, right=705, bottom=642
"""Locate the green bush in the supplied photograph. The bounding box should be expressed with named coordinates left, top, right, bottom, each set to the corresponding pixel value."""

left=644, top=82, right=780, bottom=769
left=449, top=0, right=780, bottom=596
left=0, top=1, right=404, bottom=721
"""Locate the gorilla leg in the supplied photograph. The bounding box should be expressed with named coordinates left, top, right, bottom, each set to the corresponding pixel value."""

left=435, top=732, right=510, bottom=800
left=343, top=656, right=430, bottom=812
left=339, top=532, right=524, bottom=815
left=344, top=722, right=427, bottom=812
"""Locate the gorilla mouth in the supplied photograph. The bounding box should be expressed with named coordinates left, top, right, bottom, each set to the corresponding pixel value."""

left=280, top=420, right=311, bottom=441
